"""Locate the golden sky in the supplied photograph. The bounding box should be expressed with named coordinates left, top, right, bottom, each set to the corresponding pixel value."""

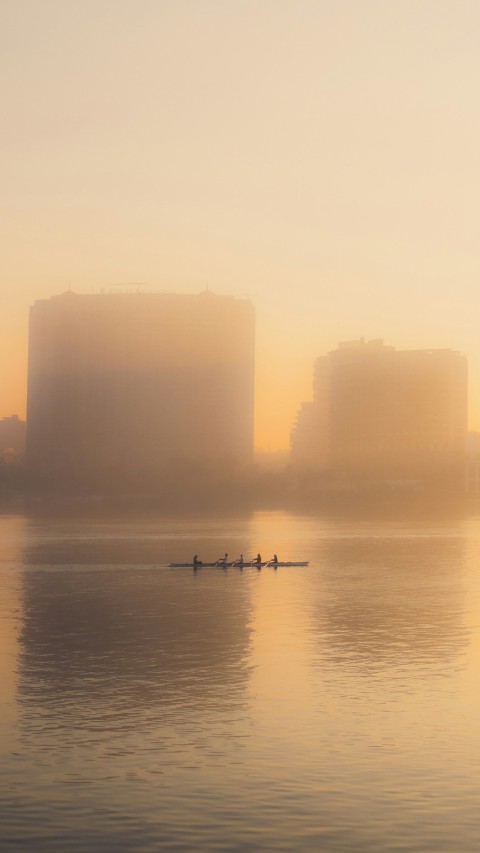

left=2, top=1, right=480, bottom=449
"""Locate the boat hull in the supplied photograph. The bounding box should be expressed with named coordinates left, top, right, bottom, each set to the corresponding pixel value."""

left=169, top=561, right=309, bottom=568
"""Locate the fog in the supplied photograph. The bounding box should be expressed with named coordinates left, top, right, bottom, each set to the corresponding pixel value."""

left=0, top=288, right=473, bottom=508
left=3, top=2, right=480, bottom=454
left=2, top=2, right=480, bottom=510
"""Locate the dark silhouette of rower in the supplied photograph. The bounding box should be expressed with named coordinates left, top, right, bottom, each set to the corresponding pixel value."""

left=193, top=554, right=202, bottom=569
left=256, top=553, right=262, bottom=569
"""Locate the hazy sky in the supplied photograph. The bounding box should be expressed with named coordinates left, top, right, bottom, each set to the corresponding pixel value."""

left=2, top=0, right=479, bottom=449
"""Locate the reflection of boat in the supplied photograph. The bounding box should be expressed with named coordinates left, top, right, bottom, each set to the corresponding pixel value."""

left=169, top=561, right=309, bottom=568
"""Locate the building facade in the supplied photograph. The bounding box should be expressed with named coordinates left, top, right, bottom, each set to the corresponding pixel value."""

left=27, top=291, right=255, bottom=493
left=292, top=338, right=468, bottom=490
left=465, top=432, right=480, bottom=495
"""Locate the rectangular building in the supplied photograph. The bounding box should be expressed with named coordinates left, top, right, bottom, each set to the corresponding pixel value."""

left=292, top=338, right=468, bottom=490
left=27, top=290, right=255, bottom=493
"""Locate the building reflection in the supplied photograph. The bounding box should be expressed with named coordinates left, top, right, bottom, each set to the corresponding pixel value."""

left=310, top=531, right=469, bottom=674
left=17, top=554, right=253, bottom=728
left=0, top=516, right=26, bottom=731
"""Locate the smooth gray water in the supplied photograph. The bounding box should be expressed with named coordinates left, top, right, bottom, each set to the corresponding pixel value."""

left=1, top=510, right=480, bottom=851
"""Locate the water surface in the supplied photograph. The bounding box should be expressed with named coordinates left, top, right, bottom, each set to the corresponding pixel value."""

left=1, top=510, right=479, bottom=851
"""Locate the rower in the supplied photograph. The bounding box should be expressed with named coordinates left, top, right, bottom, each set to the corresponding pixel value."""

left=272, top=553, right=279, bottom=569
left=193, top=554, right=202, bottom=569
left=216, top=552, right=228, bottom=566
left=256, top=553, right=262, bottom=569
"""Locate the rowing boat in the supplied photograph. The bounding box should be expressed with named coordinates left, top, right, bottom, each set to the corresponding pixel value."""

left=169, top=561, right=309, bottom=568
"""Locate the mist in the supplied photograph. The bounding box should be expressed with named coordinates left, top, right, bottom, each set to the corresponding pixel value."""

left=2, top=6, right=480, bottom=851
left=3, top=1, right=480, bottom=452
left=0, top=290, right=473, bottom=511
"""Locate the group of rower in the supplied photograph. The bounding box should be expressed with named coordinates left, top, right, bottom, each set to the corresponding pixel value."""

left=192, top=553, right=279, bottom=568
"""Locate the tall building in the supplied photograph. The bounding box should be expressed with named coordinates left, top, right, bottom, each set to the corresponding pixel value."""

left=291, top=338, right=468, bottom=489
left=290, top=403, right=324, bottom=469
left=27, top=291, right=255, bottom=492
left=465, top=432, right=480, bottom=495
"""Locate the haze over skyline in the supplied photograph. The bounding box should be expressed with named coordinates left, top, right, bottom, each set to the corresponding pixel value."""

left=2, top=1, right=480, bottom=449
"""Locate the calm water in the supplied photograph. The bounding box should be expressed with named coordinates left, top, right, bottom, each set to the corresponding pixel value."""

left=1, top=509, right=480, bottom=851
